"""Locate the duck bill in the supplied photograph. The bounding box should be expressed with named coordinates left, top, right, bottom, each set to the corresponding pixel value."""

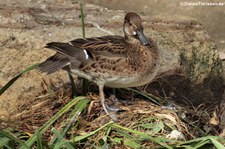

left=137, top=30, right=150, bottom=46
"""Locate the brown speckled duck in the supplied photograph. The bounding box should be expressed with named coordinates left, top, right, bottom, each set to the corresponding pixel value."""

left=38, top=12, right=160, bottom=118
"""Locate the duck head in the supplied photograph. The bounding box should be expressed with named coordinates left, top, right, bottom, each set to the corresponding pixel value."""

left=123, top=12, right=150, bottom=46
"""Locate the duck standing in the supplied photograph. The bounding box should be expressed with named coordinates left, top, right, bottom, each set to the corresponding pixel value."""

left=38, top=12, right=160, bottom=118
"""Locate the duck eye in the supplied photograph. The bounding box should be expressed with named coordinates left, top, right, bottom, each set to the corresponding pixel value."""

left=128, top=22, right=132, bottom=26
left=133, top=31, right=137, bottom=36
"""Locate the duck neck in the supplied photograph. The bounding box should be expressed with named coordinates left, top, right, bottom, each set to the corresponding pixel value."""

left=124, top=35, right=140, bottom=45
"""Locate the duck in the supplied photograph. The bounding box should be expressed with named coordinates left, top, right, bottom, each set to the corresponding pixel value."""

left=38, top=12, right=160, bottom=119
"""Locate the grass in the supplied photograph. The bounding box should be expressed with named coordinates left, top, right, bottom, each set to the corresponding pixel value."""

left=1, top=104, right=225, bottom=148
left=0, top=1, right=225, bottom=149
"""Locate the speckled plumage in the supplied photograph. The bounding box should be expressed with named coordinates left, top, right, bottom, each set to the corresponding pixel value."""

left=38, top=12, right=160, bottom=118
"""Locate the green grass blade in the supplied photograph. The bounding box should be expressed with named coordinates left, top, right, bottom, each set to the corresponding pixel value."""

left=210, top=138, right=225, bottom=149
left=178, top=136, right=221, bottom=145
left=115, top=129, right=135, bottom=139
left=126, top=88, right=161, bottom=106
left=177, top=136, right=225, bottom=148
left=55, top=141, right=75, bottom=149
left=192, top=139, right=210, bottom=148
left=0, top=64, right=39, bottom=96
left=0, top=130, right=29, bottom=149
left=112, top=123, right=173, bottom=149
left=0, top=138, right=11, bottom=147
left=80, top=0, right=85, bottom=38
left=51, top=128, right=65, bottom=142
left=22, top=96, right=88, bottom=148
left=36, top=129, right=43, bottom=149
left=70, top=121, right=114, bottom=142
left=60, top=98, right=89, bottom=134
left=51, top=128, right=75, bottom=149
left=50, top=98, right=89, bottom=144
left=179, top=145, right=195, bottom=149
left=79, top=0, right=89, bottom=95
left=124, top=139, right=141, bottom=148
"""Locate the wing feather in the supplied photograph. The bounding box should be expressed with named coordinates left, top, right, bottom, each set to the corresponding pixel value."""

left=69, top=36, right=128, bottom=57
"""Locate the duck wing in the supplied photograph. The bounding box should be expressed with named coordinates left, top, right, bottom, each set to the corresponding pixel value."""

left=69, top=35, right=128, bottom=58
left=38, top=42, right=90, bottom=74
left=38, top=36, right=128, bottom=74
